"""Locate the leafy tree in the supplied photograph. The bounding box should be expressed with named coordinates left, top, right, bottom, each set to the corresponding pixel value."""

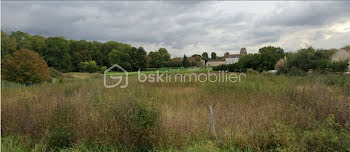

left=257, top=46, right=285, bottom=71
left=149, top=48, right=171, bottom=68
left=43, top=37, right=72, bottom=72
left=193, top=55, right=202, bottom=66
left=102, top=41, right=132, bottom=66
left=1, top=49, right=50, bottom=84
left=158, top=48, right=171, bottom=65
left=1, top=31, right=17, bottom=57
left=78, top=61, right=99, bottom=73
left=202, top=52, right=209, bottom=65
left=182, top=55, right=190, bottom=67
left=169, top=60, right=182, bottom=67
left=108, top=49, right=131, bottom=71
left=286, top=47, right=317, bottom=72
left=236, top=54, right=261, bottom=72
left=130, top=47, right=147, bottom=71
left=149, top=51, right=162, bottom=68
left=10, top=31, right=33, bottom=50
left=89, top=41, right=103, bottom=66
left=31, top=35, right=47, bottom=55
left=69, top=40, right=91, bottom=71
left=211, top=52, right=217, bottom=60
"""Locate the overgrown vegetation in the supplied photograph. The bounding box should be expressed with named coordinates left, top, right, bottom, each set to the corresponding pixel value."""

left=2, top=73, right=350, bottom=151
left=214, top=46, right=348, bottom=76
left=277, top=47, right=347, bottom=75
left=214, top=46, right=285, bottom=72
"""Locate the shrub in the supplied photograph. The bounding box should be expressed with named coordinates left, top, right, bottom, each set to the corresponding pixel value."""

left=116, top=100, right=160, bottom=151
left=100, top=66, right=107, bottom=73
left=45, top=104, right=76, bottom=151
left=78, top=61, right=99, bottom=73
left=329, top=61, right=348, bottom=72
left=287, top=67, right=306, bottom=76
left=213, top=64, right=228, bottom=71
left=1, top=49, right=50, bottom=85
left=303, top=115, right=350, bottom=152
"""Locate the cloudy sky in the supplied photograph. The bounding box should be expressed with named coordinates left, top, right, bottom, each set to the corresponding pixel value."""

left=2, top=1, right=350, bottom=57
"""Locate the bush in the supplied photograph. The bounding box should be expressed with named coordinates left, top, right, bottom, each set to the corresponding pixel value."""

left=45, top=104, right=76, bottom=151
left=213, top=64, right=228, bottom=71
left=116, top=100, right=160, bottom=150
left=303, top=115, right=350, bottom=152
left=100, top=66, right=107, bottom=73
left=78, top=61, right=99, bottom=73
left=329, top=61, right=348, bottom=72
left=1, top=49, right=50, bottom=85
left=278, top=47, right=346, bottom=75
left=287, top=67, right=306, bottom=76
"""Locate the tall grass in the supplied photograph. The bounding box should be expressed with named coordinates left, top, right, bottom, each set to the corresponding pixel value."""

left=2, top=73, right=350, bottom=151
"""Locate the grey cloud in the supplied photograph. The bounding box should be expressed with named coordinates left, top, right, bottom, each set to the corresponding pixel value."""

left=259, top=1, right=350, bottom=27
left=2, top=1, right=350, bottom=56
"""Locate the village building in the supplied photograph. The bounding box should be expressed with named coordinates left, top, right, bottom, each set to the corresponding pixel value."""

left=206, top=48, right=247, bottom=66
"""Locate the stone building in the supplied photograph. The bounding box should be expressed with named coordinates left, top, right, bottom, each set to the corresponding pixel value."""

left=206, top=48, right=247, bottom=66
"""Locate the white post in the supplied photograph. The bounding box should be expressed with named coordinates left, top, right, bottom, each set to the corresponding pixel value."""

left=208, top=105, right=216, bottom=139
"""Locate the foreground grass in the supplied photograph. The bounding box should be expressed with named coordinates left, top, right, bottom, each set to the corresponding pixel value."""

left=2, top=73, right=350, bottom=151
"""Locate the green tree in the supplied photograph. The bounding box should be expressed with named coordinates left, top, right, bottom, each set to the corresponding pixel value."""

left=89, top=41, right=103, bottom=66
left=108, top=49, right=131, bottom=71
left=10, top=31, right=33, bottom=50
left=149, top=48, right=171, bottom=68
left=1, top=49, right=50, bottom=84
left=130, top=47, right=147, bottom=71
left=1, top=31, right=17, bottom=57
left=257, top=46, right=285, bottom=71
left=44, top=37, right=72, bottom=72
left=158, top=48, right=171, bottom=66
left=78, top=61, right=99, bottom=73
left=31, top=35, right=47, bottom=55
left=193, top=55, right=202, bottom=66
left=182, top=55, right=190, bottom=67
left=102, top=41, right=132, bottom=66
left=202, top=52, right=209, bottom=66
left=69, top=40, right=91, bottom=71
left=211, top=52, right=217, bottom=60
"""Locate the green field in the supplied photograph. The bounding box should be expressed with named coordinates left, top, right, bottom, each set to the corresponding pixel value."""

left=2, top=72, right=350, bottom=151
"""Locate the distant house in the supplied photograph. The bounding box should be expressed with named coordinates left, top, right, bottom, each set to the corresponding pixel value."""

left=225, top=48, right=247, bottom=64
left=206, top=60, right=226, bottom=67
left=331, top=49, right=350, bottom=70
left=206, top=48, right=247, bottom=66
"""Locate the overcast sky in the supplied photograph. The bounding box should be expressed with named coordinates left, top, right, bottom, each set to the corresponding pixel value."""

left=2, top=1, right=350, bottom=57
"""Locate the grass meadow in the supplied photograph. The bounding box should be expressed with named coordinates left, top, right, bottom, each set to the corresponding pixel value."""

left=2, top=72, right=350, bottom=151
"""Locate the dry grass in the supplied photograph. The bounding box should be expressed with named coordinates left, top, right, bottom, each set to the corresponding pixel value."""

left=2, top=73, right=350, bottom=151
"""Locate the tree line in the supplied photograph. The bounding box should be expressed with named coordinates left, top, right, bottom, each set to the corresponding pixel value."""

left=214, top=46, right=349, bottom=75
left=1, top=31, right=210, bottom=73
